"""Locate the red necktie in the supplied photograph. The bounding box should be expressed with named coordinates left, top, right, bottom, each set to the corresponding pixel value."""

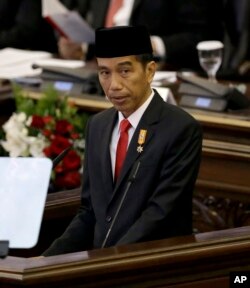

left=115, top=119, right=131, bottom=180
left=105, top=0, right=124, bottom=27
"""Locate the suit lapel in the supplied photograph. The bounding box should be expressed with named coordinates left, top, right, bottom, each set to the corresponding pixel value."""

left=100, top=109, right=118, bottom=195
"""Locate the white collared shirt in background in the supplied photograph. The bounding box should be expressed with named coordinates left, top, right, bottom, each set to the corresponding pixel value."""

left=112, top=0, right=134, bottom=26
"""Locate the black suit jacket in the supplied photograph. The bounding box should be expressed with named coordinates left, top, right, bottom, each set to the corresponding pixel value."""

left=83, top=0, right=224, bottom=69
left=44, top=91, right=202, bottom=256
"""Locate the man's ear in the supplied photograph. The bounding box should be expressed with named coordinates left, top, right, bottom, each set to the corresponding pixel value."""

left=146, top=61, right=156, bottom=83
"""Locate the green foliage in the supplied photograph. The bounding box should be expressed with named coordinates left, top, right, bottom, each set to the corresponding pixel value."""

left=12, top=84, right=90, bottom=135
left=14, top=85, right=36, bottom=116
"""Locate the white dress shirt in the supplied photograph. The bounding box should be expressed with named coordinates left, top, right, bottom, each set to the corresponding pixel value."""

left=110, top=90, right=154, bottom=178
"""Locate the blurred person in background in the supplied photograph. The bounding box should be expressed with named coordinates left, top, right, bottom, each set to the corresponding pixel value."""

left=222, top=0, right=250, bottom=80
left=0, top=0, right=57, bottom=52
left=57, top=0, right=224, bottom=71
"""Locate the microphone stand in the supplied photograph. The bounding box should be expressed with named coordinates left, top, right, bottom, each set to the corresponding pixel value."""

left=101, top=160, right=141, bottom=248
left=52, top=145, right=72, bottom=169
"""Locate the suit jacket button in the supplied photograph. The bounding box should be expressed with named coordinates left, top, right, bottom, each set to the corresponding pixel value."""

left=106, top=216, right=112, bottom=223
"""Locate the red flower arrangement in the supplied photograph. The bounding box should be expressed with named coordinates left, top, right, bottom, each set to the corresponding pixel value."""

left=30, top=115, right=83, bottom=191
left=1, top=85, right=89, bottom=192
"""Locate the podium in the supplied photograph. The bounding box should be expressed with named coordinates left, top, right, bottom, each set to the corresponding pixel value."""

left=1, top=226, right=250, bottom=287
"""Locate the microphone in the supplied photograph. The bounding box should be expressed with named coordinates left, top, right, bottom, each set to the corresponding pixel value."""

left=101, top=160, right=141, bottom=248
left=52, top=145, right=72, bottom=169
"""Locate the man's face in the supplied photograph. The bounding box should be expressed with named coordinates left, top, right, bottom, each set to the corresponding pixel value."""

left=97, top=55, right=156, bottom=118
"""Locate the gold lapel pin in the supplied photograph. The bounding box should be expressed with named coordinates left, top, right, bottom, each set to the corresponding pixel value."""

left=137, top=129, right=147, bottom=153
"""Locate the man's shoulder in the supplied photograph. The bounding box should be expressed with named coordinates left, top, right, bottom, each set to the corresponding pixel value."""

left=159, top=102, right=201, bottom=133
left=89, top=107, right=116, bottom=124
left=152, top=92, right=198, bottom=124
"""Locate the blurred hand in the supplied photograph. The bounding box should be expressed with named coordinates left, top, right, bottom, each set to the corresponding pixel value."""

left=239, top=61, right=250, bottom=76
left=58, top=37, right=85, bottom=60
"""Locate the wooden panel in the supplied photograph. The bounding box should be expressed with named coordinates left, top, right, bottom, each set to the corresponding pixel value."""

left=193, top=137, right=250, bottom=232
left=24, top=89, right=111, bottom=113
left=185, top=108, right=250, bottom=146
left=1, top=226, right=250, bottom=287
left=200, top=139, right=250, bottom=189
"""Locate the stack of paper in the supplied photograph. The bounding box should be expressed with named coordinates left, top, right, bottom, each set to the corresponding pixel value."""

left=0, top=48, right=52, bottom=79
left=33, top=58, right=85, bottom=69
left=0, top=48, right=86, bottom=80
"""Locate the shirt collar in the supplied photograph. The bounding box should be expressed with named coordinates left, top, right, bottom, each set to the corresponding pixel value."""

left=118, top=89, right=154, bottom=130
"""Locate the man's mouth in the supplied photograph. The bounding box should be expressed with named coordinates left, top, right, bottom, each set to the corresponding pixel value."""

left=110, top=95, right=128, bottom=103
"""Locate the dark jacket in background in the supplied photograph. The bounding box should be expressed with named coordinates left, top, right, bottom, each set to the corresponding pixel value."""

left=0, top=0, right=57, bottom=52
left=223, top=0, right=250, bottom=71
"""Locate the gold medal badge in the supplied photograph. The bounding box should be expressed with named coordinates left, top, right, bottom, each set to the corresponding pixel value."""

left=137, top=129, right=147, bottom=153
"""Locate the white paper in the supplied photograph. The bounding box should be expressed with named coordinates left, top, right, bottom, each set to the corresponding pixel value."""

left=153, top=71, right=177, bottom=85
left=42, top=0, right=69, bottom=16
left=0, top=62, right=42, bottom=79
left=0, top=48, right=51, bottom=67
left=42, top=0, right=94, bottom=44
left=0, top=48, right=52, bottom=79
left=34, top=58, right=85, bottom=69
left=50, top=11, right=95, bottom=43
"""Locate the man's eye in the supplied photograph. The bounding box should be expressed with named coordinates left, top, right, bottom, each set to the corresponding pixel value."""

left=121, top=69, right=130, bottom=75
left=99, top=70, right=110, bottom=77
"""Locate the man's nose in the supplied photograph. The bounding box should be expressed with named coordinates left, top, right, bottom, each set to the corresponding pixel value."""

left=110, top=74, right=122, bottom=90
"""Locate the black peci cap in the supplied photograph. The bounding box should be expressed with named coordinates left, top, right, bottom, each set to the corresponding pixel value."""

left=95, top=25, right=153, bottom=58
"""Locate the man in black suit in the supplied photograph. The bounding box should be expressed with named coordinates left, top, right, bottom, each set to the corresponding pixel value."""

left=43, top=25, right=202, bottom=256
left=58, top=0, right=224, bottom=70
left=0, top=0, right=57, bottom=52
left=222, top=0, right=250, bottom=79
